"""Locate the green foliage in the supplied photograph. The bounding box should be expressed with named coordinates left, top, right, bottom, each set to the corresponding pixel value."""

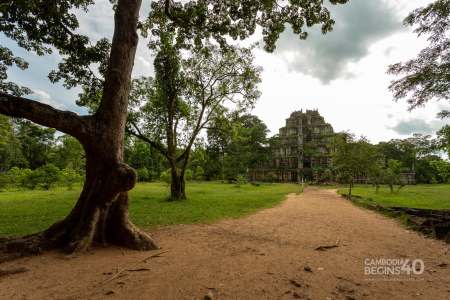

left=234, top=175, right=248, bottom=188
left=0, top=182, right=301, bottom=236
left=160, top=169, right=172, bottom=185
left=319, top=169, right=334, bottom=184
left=193, top=166, right=204, bottom=180
left=33, top=164, right=60, bottom=190
left=7, top=167, right=32, bottom=189
left=332, top=133, right=379, bottom=196
left=384, top=159, right=404, bottom=192
left=436, top=125, right=450, bottom=157
left=388, top=0, right=449, bottom=115
left=0, top=172, right=8, bottom=190
left=144, top=0, right=348, bottom=52
left=207, top=113, right=270, bottom=180
left=15, top=120, right=56, bottom=169
left=184, top=169, right=193, bottom=181
left=59, top=168, right=83, bottom=190
left=430, top=160, right=450, bottom=183
left=53, top=135, right=85, bottom=172
left=137, top=167, right=151, bottom=182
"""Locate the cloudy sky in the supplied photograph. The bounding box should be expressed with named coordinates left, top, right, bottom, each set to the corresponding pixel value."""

left=3, top=0, right=449, bottom=143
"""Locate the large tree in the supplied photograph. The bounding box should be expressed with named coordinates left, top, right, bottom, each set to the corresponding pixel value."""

left=0, top=0, right=157, bottom=261
left=332, top=133, right=379, bottom=198
left=388, top=0, right=449, bottom=117
left=129, top=41, right=261, bottom=200
left=207, top=113, right=270, bottom=180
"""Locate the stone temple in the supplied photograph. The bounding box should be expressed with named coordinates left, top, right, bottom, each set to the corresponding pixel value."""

left=250, top=109, right=334, bottom=182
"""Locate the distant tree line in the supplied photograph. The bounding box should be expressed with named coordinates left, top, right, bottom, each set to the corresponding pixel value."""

left=331, top=129, right=450, bottom=198
left=0, top=111, right=272, bottom=190
left=1, top=111, right=448, bottom=192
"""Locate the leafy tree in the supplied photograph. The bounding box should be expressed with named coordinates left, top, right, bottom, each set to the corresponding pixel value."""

left=333, top=134, right=378, bottom=198
left=15, top=120, right=56, bottom=169
left=367, top=160, right=385, bottom=193
left=206, top=113, right=234, bottom=180
left=385, top=159, right=405, bottom=193
left=436, top=125, right=450, bottom=158
left=430, top=160, right=450, bottom=183
left=388, top=0, right=449, bottom=117
left=207, top=113, right=270, bottom=180
left=0, top=116, right=27, bottom=170
left=53, top=135, right=85, bottom=172
left=0, top=0, right=157, bottom=258
left=129, top=41, right=261, bottom=200
left=125, top=138, right=165, bottom=179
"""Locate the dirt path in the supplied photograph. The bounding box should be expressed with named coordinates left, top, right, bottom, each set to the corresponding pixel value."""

left=1, top=188, right=450, bottom=299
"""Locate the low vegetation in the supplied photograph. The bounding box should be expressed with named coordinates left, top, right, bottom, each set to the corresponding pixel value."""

left=0, top=181, right=301, bottom=237
left=337, top=184, right=450, bottom=210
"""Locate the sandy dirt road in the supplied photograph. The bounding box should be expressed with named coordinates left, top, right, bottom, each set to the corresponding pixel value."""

left=1, top=188, right=450, bottom=300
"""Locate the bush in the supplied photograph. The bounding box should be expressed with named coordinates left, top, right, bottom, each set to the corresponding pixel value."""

left=185, top=169, right=193, bottom=181
left=235, top=174, right=247, bottom=187
left=160, top=169, right=171, bottom=185
left=137, top=167, right=150, bottom=182
left=7, top=167, right=32, bottom=189
left=60, top=168, right=83, bottom=190
left=0, top=172, right=8, bottom=190
left=34, top=164, right=60, bottom=190
left=193, top=166, right=205, bottom=180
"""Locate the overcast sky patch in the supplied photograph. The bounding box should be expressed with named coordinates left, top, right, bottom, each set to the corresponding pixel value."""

left=389, top=118, right=446, bottom=135
left=274, top=0, right=401, bottom=83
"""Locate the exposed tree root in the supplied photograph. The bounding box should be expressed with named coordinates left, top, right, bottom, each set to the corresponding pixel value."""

left=0, top=200, right=158, bottom=263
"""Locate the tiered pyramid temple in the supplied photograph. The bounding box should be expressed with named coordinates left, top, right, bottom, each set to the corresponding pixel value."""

left=250, top=109, right=334, bottom=182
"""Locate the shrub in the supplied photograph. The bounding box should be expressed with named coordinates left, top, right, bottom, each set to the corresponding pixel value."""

left=160, top=169, right=171, bottom=185
left=0, top=172, right=8, bottom=190
left=194, top=166, right=205, bottom=180
left=185, top=169, right=193, bottom=181
left=7, top=167, right=32, bottom=189
left=137, top=167, right=150, bottom=182
left=60, top=168, right=83, bottom=190
left=235, top=174, right=247, bottom=187
left=34, top=164, right=60, bottom=190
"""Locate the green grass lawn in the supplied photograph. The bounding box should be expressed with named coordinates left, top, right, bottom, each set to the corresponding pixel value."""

left=0, top=181, right=301, bottom=237
left=337, top=184, right=450, bottom=210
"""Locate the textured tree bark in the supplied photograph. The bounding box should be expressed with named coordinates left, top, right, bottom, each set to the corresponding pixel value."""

left=0, top=0, right=158, bottom=262
left=170, top=167, right=186, bottom=201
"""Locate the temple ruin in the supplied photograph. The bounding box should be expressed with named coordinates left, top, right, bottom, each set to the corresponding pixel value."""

left=250, top=109, right=334, bottom=182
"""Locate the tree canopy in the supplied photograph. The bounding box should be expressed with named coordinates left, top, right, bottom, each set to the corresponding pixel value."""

left=388, top=0, right=450, bottom=117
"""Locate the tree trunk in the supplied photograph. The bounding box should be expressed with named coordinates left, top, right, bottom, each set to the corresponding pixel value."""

left=0, top=0, right=158, bottom=262
left=348, top=181, right=353, bottom=199
left=169, top=165, right=186, bottom=201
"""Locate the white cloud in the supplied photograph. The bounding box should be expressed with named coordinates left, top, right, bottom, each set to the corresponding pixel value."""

left=389, top=118, right=446, bottom=135
left=31, top=89, right=67, bottom=110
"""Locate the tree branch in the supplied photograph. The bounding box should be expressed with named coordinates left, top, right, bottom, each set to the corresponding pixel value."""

left=0, top=92, right=91, bottom=140
left=128, top=121, right=168, bottom=158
